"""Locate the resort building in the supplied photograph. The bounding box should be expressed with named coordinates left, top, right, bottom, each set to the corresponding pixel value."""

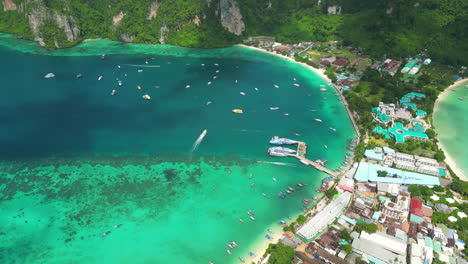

left=297, top=191, right=352, bottom=241
left=354, top=162, right=441, bottom=186
left=388, top=122, right=429, bottom=143
left=363, top=147, right=444, bottom=176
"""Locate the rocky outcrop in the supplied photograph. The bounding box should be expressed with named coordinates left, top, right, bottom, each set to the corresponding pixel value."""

left=3, top=0, right=17, bottom=11
left=113, top=11, right=125, bottom=26
left=192, top=15, right=201, bottom=26
left=219, top=0, right=244, bottom=36
left=54, top=12, right=80, bottom=41
left=159, top=25, right=168, bottom=44
left=27, top=6, right=47, bottom=42
left=147, top=0, right=159, bottom=20
left=327, top=6, right=341, bottom=15
left=121, top=33, right=134, bottom=42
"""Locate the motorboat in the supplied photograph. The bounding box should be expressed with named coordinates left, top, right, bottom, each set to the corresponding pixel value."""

left=145, top=60, right=149, bottom=64
left=207, top=82, right=212, bottom=85
left=250, top=183, right=255, bottom=188
left=118, top=80, right=122, bottom=86
left=76, top=73, right=83, bottom=79
left=329, top=127, right=337, bottom=132
left=201, top=64, right=205, bottom=66
left=277, top=192, right=286, bottom=199
left=137, top=85, right=142, bottom=90
left=320, top=88, right=327, bottom=92
left=314, top=118, right=322, bottom=122
left=238, top=218, right=244, bottom=223
left=142, top=94, right=151, bottom=100
left=262, top=193, right=270, bottom=198
left=249, top=174, right=253, bottom=179
left=206, top=101, right=212, bottom=106
left=324, top=145, right=328, bottom=149
left=269, top=136, right=297, bottom=145
left=185, top=85, right=191, bottom=88
left=216, top=70, right=220, bottom=73
left=240, top=92, right=246, bottom=96
left=235, top=80, right=238, bottom=83
left=278, top=221, right=287, bottom=226
left=226, top=249, right=232, bottom=255
left=283, top=113, right=289, bottom=116
left=293, top=83, right=300, bottom=87
left=214, top=63, right=219, bottom=66
left=302, top=199, right=310, bottom=204
left=137, top=69, right=143, bottom=72
left=213, top=76, right=218, bottom=79
left=297, top=183, right=304, bottom=187
left=98, top=75, right=103, bottom=81
left=114, top=224, right=123, bottom=228
left=101, top=54, right=106, bottom=60
left=273, top=178, right=276, bottom=182
left=287, top=186, right=295, bottom=191
left=101, top=231, right=111, bottom=236
left=286, top=190, right=291, bottom=194
left=232, top=109, right=243, bottom=114
left=273, top=85, right=279, bottom=88
left=254, top=87, right=259, bottom=91
left=111, top=90, right=116, bottom=96
left=268, top=147, right=296, bottom=157
left=270, top=107, right=279, bottom=110
left=239, top=257, right=245, bottom=263
left=267, top=228, right=273, bottom=233
left=44, top=73, right=55, bottom=78
left=249, top=216, right=256, bottom=221
left=247, top=210, right=255, bottom=215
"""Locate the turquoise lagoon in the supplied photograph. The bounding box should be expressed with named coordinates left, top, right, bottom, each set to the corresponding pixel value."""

left=0, top=34, right=356, bottom=264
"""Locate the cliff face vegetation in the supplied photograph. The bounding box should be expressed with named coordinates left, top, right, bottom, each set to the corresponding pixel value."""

left=0, top=0, right=466, bottom=65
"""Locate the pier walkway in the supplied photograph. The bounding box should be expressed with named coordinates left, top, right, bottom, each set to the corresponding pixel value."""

left=287, top=141, right=338, bottom=177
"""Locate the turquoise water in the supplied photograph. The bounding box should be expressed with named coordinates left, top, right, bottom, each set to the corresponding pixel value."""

left=433, top=84, right=468, bottom=179
left=0, top=35, right=355, bottom=264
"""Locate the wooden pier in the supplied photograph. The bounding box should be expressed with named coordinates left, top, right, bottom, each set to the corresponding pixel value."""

left=288, top=141, right=338, bottom=177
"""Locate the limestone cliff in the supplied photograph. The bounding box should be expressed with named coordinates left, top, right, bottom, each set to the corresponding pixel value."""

left=219, top=0, right=244, bottom=36
left=147, top=0, right=159, bottom=20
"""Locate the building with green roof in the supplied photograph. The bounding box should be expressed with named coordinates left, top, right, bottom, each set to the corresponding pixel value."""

left=415, top=109, right=427, bottom=118
left=388, top=122, right=429, bottom=143
left=373, top=126, right=392, bottom=139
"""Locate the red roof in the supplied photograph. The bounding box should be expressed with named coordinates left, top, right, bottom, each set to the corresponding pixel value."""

left=411, top=197, right=423, bottom=216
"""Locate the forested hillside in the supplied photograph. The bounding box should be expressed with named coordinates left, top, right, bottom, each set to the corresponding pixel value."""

left=0, top=0, right=466, bottom=65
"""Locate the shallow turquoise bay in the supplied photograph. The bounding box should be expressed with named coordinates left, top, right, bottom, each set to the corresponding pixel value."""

left=433, top=85, right=468, bottom=179
left=0, top=36, right=355, bottom=264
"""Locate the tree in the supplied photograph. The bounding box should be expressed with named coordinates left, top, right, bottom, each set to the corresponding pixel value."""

left=341, top=230, right=352, bottom=242
left=325, top=188, right=338, bottom=199
left=425, top=129, right=437, bottom=139
left=377, top=170, right=388, bottom=177
left=341, top=243, right=352, bottom=254
left=296, top=215, right=307, bottom=225
left=435, top=150, right=446, bottom=162
left=354, top=222, right=378, bottom=234
left=265, top=242, right=295, bottom=264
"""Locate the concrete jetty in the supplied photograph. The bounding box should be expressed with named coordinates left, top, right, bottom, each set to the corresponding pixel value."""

left=272, top=139, right=338, bottom=177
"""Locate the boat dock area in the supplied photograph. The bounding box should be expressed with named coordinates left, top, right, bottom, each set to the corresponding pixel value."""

left=268, top=137, right=338, bottom=177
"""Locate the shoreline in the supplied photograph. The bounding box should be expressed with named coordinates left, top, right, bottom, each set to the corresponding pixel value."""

left=238, top=44, right=361, bottom=140
left=433, top=78, right=468, bottom=181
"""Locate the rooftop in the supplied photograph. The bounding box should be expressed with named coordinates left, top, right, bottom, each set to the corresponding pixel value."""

left=388, top=122, right=429, bottom=143
left=354, top=162, right=440, bottom=185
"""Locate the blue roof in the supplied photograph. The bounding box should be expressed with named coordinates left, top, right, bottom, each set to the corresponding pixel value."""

left=340, top=215, right=356, bottom=225
left=383, top=147, right=395, bottom=153
left=439, top=169, right=446, bottom=176
left=372, top=211, right=381, bottom=220
left=354, top=162, right=441, bottom=185
left=416, top=109, right=427, bottom=117
left=365, top=149, right=384, bottom=161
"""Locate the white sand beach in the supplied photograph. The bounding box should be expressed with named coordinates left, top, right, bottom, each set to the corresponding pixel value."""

left=238, top=44, right=332, bottom=84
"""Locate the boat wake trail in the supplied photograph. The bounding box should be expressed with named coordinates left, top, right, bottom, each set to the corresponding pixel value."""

left=256, top=161, right=297, bottom=167
left=122, top=64, right=161, bottom=68
left=191, top=129, right=207, bottom=153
